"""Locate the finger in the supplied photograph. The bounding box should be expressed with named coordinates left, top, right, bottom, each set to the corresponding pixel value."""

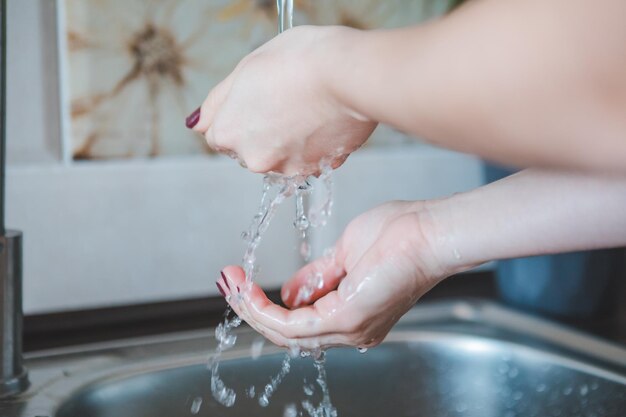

left=218, top=268, right=294, bottom=347
left=221, top=266, right=350, bottom=340
left=191, top=72, right=236, bottom=136
left=281, top=255, right=346, bottom=308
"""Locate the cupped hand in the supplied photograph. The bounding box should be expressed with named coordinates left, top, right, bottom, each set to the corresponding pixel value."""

left=190, top=25, right=377, bottom=176
left=217, top=200, right=453, bottom=350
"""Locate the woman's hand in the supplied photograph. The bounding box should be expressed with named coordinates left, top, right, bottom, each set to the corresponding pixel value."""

left=216, top=169, right=626, bottom=350
left=190, top=26, right=376, bottom=176
left=217, top=200, right=454, bottom=350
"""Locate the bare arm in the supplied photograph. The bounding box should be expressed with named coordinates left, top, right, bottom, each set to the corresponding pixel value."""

left=432, top=168, right=626, bottom=273
left=192, top=0, right=626, bottom=175
left=328, top=0, right=626, bottom=173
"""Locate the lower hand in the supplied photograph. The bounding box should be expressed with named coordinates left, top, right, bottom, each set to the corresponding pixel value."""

left=217, top=200, right=453, bottom=350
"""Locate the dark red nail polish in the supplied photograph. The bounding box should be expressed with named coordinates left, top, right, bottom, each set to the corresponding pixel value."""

left=185, top=107, right=201, bottom=129
left=221, top=271, right=230, bottom=289
left=216, top=281, right=226, bottom=297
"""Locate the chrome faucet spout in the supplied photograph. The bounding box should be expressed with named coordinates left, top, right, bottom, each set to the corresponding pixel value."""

left=0, top=231, right=28, bottom=397
left=0, top=0, right=29, bottom=397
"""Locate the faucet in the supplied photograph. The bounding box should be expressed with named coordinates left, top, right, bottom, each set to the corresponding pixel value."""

left=0, top=0, right=28, bottom=398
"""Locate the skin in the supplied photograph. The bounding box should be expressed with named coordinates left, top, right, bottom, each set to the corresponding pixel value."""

left=193, top=0, right=626, bottom=175
left=190, top=0, right=626, bottom=348
left=219, top=169, right=626, bottom=349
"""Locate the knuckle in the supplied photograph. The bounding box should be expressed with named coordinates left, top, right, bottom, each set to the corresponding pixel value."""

left=210, top=121, right=230, bottom=148
left=354, top=330, right=384, bottom=348
left=282, top=327, right=300, bottom=340
left=338, top=316, right=362, bottom=334
left=245, top=157, right=274, bottom=174
left=203, top=128, right=216, bottom=148
left=386, top=213, right=424, bottom=253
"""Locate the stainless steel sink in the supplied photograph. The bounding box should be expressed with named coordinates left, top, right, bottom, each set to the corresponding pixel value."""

left=1, top=300, right=625, bottom=417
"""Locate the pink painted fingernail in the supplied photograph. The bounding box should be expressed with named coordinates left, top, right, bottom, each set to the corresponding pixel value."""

left=185, top=107, right=201, bottom=129
left=220, top=271, right=230, bottom=289
left=216, top=281, right=226, bottom=297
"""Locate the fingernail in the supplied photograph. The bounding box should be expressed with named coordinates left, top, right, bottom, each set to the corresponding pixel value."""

left=221, top=271, right=230, bottom=289
left=185, top=107, right=201, bottom=129
left=216, top=281, right=226, bottom=297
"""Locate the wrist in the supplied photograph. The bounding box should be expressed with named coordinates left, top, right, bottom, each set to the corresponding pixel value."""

left=419, top=197, right=484, bottom=278
left=313, top=25, right=377, bottom=123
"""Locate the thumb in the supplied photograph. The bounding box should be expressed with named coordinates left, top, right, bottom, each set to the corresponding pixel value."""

left=281, top=255, right=346, bottom=308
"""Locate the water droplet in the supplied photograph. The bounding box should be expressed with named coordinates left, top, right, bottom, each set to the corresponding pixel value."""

left=284, top=403, right=298, bottom=417
left=251, top=337, right=265, bottom=359
left=563, top=386, right=573, bottom=396
left=190, top=397, right=202, bottom=414
left=294, top=215, right=310, bottom=231
left=246, top=386, right=256, bottom=398
left=301, top=354, right=338, bottom=417
left=357, top=347, right=368, bottom=354
left=300, top=240, right=311, bottom=261
left=288, top=343, right=301, bottom=358
left=579, top=384, right=588, bottom=396
left=258, top=354, right=292, bottom=407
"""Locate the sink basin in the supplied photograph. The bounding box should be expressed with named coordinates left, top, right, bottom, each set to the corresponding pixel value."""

left=1, top=300, right=625, bottom=417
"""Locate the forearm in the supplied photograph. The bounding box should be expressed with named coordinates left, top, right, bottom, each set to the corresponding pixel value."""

left=323, top=0, right=626, bottom=174
left=428, top=169, right=626, bottom=275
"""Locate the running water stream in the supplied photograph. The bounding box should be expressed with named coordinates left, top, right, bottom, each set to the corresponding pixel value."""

left=205, top=1, right=339, bottom=416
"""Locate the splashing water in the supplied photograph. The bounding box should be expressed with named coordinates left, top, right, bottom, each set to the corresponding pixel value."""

left=209, top=174, right=305, bottom=407
left=294, top=180, right=313, bottom=261
left=209, top=170, right=333, bottom=408
left=284, top=403, right=299, bottom=417
left=308, top=162, right=334, bottom=228
left=251, top=337, right=265, bottom=359
left=298, top=162, right=334, bottom=265
left=242, top=173, right=308, bottom=283
left=208, top=310, right=242, bottom=407
left=190, top=397, right=203, bottom=415
left=258, top=354, right=293, bottom=407
left=293, top=247, right=335, bottom=307
left=302, top=352, right=338, bottom=417
left=209, top=166, right=337, bottom=410
left=208, top=2, right=340, bottom=414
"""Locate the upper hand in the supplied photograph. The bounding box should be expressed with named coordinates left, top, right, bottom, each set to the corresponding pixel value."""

left=190, top=26, right=377, bottom=176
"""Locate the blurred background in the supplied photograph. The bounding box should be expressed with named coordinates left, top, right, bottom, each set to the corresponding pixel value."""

left=4, top=0, right=625, bottom=350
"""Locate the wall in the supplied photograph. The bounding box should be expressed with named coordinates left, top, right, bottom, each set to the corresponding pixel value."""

left=6, top=1, right=483, bottom=314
